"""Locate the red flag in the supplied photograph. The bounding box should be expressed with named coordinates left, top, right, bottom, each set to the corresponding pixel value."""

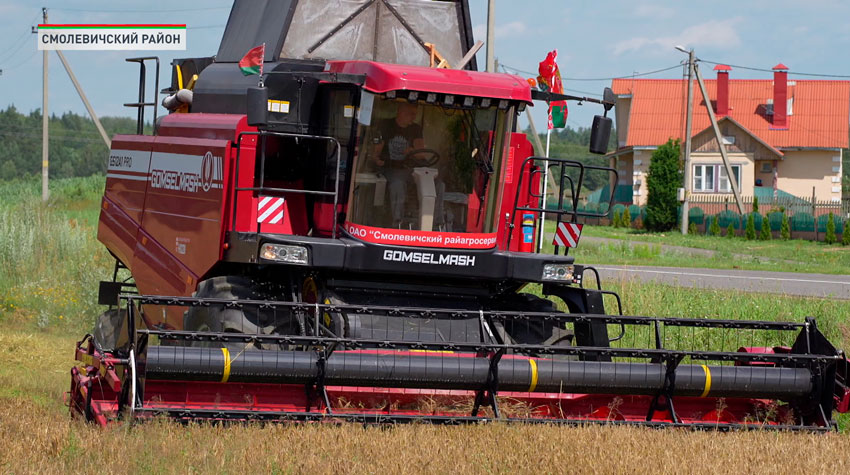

left=239, top=44, right=265, bottom=76
left=537, top=50, right=568, bottom=129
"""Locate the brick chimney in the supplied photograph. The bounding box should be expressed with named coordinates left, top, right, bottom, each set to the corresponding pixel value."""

left=714, top=64, right=731, bottom=116
left=772, top=63, right=789, bottom=128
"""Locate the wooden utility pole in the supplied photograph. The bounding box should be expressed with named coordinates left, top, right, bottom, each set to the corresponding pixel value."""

left=693, top=62, right=744, bottom=214
left=41, top=7, right=49, bottom=202
left=56, top=51, right=111, bottom=148
left=486, top=0, right=495, bottom=72
left=680, top=49, right=695, bottom=235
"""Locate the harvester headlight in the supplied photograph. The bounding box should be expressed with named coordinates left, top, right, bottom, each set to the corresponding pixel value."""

left=463, top=96, right=475, bottom=107
left=260, top=244, right=309, bottom=265
left=542, top=264, right=574, bottom=282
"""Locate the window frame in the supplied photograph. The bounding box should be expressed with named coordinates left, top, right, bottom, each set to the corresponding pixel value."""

left=693, top=163, right=742, bottom=193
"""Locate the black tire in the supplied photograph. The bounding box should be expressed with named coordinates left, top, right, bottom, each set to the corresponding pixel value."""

left=495, top=293, right=574, bottom=348
left=91, top=308, right=129, bottom=353
left=184, top=276, right=298, bottom=351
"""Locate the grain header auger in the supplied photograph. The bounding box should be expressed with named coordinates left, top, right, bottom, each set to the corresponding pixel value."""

left=69, top=0, right=850, bottom=429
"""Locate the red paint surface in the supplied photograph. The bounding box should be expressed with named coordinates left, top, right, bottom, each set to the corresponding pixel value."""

left=326, top=61, right=532, bottom=103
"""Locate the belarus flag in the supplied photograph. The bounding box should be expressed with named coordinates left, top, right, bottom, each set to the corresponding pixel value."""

left=537, top=50, right=568, bottom=130
left=239, top=44, right=265, bottom=76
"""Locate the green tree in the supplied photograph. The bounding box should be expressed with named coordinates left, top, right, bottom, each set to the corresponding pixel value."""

left=842, top=222, right=850, bottom=246
left=745, top=213, right=756, bottom=240
left=780, top=213, right=790, bottom=240
left=752, top=196, right=759, bottom=214
left=644, top=139, right=682, bottom=232
left=726, top=223, right=736, bottom=238
left=709, top=216, right=721, bottom=236
left=611, top=209, right=621, bottom=227
left=622, top=208, right=632, bottom=228
left=825, top=213, right=836, bottom=244
left=759, top=215, right=771, bottom=240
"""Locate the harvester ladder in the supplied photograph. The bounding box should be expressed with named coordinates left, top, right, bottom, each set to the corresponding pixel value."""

left=124, top=57, right=160, bottom=135
left=507, top=157, right=617, bottom=255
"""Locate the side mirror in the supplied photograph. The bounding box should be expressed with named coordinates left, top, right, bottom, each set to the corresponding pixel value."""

left=589, top=115, right=612, bottom=155
left=603, top=87, right=616, bottom=113
left=246, top=86, right=269, bottom=126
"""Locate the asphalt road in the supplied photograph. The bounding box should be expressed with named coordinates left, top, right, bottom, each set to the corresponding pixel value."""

left=592, top=265, right=850, bottom=300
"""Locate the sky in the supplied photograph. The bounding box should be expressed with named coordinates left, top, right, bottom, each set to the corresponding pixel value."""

left=1, top=0, right=850, bottom=135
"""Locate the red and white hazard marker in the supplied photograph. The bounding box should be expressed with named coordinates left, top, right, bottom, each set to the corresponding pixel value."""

left=257, top=196, right=285, bottom=225
left=553, top=222, right=583, bottom=248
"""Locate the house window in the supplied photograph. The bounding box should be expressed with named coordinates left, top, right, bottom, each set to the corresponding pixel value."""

left=694, top=164, right=741, bottom=193
left=693, top=165, right=715, bottom=192
left=718, top=165, right=741, bottom=192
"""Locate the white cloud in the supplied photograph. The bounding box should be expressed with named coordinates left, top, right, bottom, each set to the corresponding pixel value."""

left=634, top=5, right=675, bottom=19
left=613, top=18, right=743, bottom=55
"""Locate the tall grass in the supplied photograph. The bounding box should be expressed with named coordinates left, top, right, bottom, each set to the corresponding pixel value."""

left=0, top=176, right=111, bottom=330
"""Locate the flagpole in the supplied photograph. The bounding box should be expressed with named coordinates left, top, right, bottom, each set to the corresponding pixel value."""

left=536, top=128, right=552, bottom=252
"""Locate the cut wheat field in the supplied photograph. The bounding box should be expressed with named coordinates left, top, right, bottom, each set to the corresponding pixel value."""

left=1, top=177, right=849, bottom=473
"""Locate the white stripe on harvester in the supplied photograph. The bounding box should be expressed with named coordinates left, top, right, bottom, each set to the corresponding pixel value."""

left=269, top=211, right=284, bottom=224
left=258, top=198, right=284, bottom=223
left=258, top=196, right=273, bottom=209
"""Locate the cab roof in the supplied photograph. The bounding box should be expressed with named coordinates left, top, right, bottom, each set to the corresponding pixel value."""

left=326, top=60, right=532, bottom=104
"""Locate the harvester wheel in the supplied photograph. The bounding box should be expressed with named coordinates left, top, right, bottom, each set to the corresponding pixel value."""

left=184, top=276, right=298, bottom=351
left=91, top=308, right=129, bottom=353
left=497, top=293, right=574, bottom=348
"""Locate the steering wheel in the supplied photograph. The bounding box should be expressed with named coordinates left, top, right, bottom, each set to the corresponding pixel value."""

left=403, top=148, right=441, bottom=168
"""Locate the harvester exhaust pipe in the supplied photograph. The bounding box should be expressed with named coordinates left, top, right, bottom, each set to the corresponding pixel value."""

left=147, top=347, right=814, bottom=401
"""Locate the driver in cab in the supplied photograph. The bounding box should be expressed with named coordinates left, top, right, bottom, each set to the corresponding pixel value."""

left=371, top=102, right=443, bottom=229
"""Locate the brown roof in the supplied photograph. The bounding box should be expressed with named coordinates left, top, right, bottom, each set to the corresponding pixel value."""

left=611, top=77, right=850, bottom=149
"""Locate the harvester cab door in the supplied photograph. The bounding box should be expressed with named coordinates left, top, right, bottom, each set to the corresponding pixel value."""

left=309, top=84, right=361, bottom=236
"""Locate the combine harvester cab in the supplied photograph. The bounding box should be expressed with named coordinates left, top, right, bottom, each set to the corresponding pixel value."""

left=70, top=0, right=850, bottom=428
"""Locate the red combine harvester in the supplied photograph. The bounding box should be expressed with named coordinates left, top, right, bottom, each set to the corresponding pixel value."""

left=71, top=0, right=849, bottom=428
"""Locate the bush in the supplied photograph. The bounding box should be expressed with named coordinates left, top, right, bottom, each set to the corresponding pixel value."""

left=843, top=224, right=850, bottom=246
left=644, top=139, right=681, bottom=232
left=752, top=196, right=759, bottom=214
left=709, top=216, right=721, bottom=236
left=745, top=213, right=756, bottom=240
left=622, top=208, right=632, bottom=228
left=610, top=209, right=620, bottom=227
left=825, top=213, right=836, bottom=244
left=780, top=213, right=790, bottom=240
left=726, top=222, right=735, bottom=238
left=759, top=215, right=771, bottom=241
left=688, top=222, right=698, bottom=235
left=791, top=212, right=815, bottom=232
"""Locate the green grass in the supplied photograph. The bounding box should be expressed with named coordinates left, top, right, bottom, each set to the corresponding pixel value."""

left=568, top=225, right=850, bottom=274
left=0, top=175, right=112, bottom=333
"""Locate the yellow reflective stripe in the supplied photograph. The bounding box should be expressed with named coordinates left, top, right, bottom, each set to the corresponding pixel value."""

left=528, top=359, right=539, bottom=392
left=221, top=347, right=231, bottom=383
left=176, top=64, right=184, bottom=89
left=700, top=365, right=712, bottom=398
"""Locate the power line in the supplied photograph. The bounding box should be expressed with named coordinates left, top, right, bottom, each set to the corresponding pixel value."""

left=500, top=63, right=682, bottom=82
left=700, top=59, right=850, bottom=79
left=0, top=12, right=41, bottom=64
left=3, top=51, right=39, bottom=72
